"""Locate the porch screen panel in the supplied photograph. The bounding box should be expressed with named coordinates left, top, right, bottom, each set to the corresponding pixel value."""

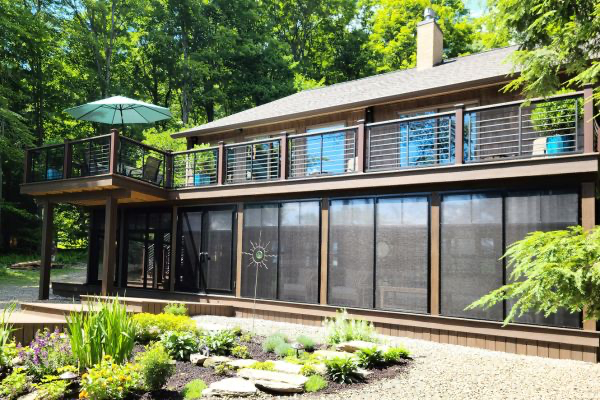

left=328, top=199, right=374, bottom=309
left=441, top=193, right=503, bottom=320
left=278, top=201, right=320, bottom=303
left=505, top=190, right=580, bottom=328
left=205, top=210, right=233, bottom=292
left=241, top=205, right=279, bottom=299
left=375, top=197, right=429, bottom=312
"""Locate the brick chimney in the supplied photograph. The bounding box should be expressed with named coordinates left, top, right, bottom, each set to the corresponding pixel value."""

left=416, top=8, right=443, bottom=70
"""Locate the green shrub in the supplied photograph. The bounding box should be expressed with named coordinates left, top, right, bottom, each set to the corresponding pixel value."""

left=230, top=326, right=242, bottom=337
left=67, top=298, right=137, bottom=371
left=356, top=347, right=384, bottom=369
left=231, top=344, right=250, bottom=359
left=132, top=313, right=198, bottom=342
left=135, top=342, right=175, bottom=391
left=0, top=303, right=16, bottom=368
left=182, top=379, right=207, bottom=400
left=239, top=332, right=253, bottom=343
left=383, top=346, right=410, bottom=363
left=325, top=356, right=363, bottom=384
left=300, top=363, right=318, bottom=376
left=159, top=331, right=199, bottom=361
left=32, top=375, right=71, bottom=400
left=80, top=356, right=141, bottom=400
left=274, top=342, right=294, bottom=357
left=262, top=333, right=287, bottom=353
left=163, top=303, right=188, bottom=316
left=249, top=361, right=275, bottom=371
left=214, top=363, right=233, bottom=376
left=323, top=309, right=376, bottom=344
left=296, top=335, right=316, bottom=352
left=304, top=375, right=328, bottom=392
left=199, top=330, right=236, bottom=356
left=0, top=368, right=29, bottom=400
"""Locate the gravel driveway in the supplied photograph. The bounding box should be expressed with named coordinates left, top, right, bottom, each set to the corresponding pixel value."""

left=193, top=315, right=600, bottom=400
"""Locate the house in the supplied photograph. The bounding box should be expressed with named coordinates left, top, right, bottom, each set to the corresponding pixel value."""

left=21, top=10, right=599, bottom=362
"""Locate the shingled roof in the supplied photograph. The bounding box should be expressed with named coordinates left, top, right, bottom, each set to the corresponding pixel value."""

left=173, top=46, right=518, bottom=138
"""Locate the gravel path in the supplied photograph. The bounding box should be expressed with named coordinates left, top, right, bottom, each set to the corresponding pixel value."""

left=193, top=315, right=600, bottom=400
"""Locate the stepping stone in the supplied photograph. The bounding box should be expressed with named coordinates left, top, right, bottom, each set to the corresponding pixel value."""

left=227, top=359, right=257, bottom=370
left=272, top=360, right=302, bottom=375
left=17, top=393, right=38, bottom=400
left=204, top=356, right=232, bottom=368
left=254, top=379, right=304, bottom=394
left=59, top=371, right=78, bottom=381
left=237, top=368, right=308, bottom=387
left=336, top=340, right=379, bottom=353
left=190, top=353, right=209, bottom=366
left=201, top=377, right=257, bottom=397
left=314, top=350, right=354, bottom=360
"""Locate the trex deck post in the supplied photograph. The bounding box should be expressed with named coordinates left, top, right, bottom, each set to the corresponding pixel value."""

left=454, top=104, right=465, bottom=164
left=38, top=200, right=54, bottom=300
left=101, top=195, right=118, bottom=296
left=217, top=141, right=226, bottom=185
left=109, top=129, right=120, bottom=174
left=430, top=192, right=441, bottom=315
left=319, top=198, right=329, bottom=305
left=63, top=139, right=72, bottom=179
left=23, top=149, right=31, bottom=183
left=235, top=203, right=244, bottom=298
left=279, top=132, right=288, bottom=180
left=583, top=85, right=594, bottom=153
left=582, top=181, right=596, bottom=331
left=169, top=206, right=179, bottom=292
left=356, top=120, right=366, bottom=173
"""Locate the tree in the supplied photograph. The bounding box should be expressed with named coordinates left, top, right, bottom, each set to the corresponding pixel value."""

left=489, top=0, right=600, bottom=99
left=467, top=226, right=600, bottom=325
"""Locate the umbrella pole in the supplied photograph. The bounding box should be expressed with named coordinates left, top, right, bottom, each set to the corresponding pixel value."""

left=120, top=106, right=125, bottom=135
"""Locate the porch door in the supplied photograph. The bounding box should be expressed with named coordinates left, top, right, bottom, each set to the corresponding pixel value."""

left=176, top=207, right=235, bottom=294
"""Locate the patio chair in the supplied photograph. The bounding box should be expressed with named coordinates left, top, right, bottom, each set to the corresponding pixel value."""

left=129, top=155, right=163, bottom=185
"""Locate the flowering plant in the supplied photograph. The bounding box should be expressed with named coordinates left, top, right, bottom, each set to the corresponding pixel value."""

left=19, top=328, right=75, bottom=379
left=79, top=356, right=141, bottom=400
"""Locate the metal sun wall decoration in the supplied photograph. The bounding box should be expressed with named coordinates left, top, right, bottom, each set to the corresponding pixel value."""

left=242, top=231, right=275, bottom=332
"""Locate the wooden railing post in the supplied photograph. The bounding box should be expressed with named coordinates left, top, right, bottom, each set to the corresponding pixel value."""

left=279, top=132, right=288, bottom=180
left=23, top=149, right=31, bottom=183
left=63, top=139, right=72, bottom=179
left=583, top=84, right=595, bottom=153
left=356, top=120, right=366, bottom=173
left=217, top=141, right=226, bottom=185
left=454, top=104, right=465, bottom=165
left=109, top=130, right=120, bottom=174
left=165, top=151, right=174, bottom=188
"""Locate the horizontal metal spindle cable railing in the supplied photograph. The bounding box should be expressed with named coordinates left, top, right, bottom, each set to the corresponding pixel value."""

left=465, top=94, right=583, bottom=162
left=366, top=113, right=455, bottom=171
left=172, top=147, right=218, bottom=188
left=288, top=127, right=358, bottom=178
left=225, top=138, right=280, bottom=184
left=70, top=135, right=111, bottom=178
left=28, top=144, right=65, bottom=182
left=117, top=136, right=169, bottom=187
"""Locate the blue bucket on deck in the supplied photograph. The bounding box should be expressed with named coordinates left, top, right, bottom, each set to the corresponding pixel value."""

left=194, top=173, right=211, bottom=186
left=46, top=168, right=61, bottom=180
left=546, top=135, right=575, bottom=155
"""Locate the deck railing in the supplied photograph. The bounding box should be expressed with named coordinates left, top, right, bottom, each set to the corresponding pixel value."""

left=22, top=89, right=596, bottom=189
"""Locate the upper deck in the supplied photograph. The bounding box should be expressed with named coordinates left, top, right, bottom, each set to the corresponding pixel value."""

left=20, top=90, right=599, bottom=205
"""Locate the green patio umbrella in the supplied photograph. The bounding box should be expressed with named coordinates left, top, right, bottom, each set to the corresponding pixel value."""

left=64, top=95, right=172, bottom=127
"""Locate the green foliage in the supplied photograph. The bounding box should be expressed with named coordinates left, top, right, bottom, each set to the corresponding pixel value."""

left=199, top=330, right=237, bottom=356
left=323, top=309, right=377, bottom=344
left=0, top=368, right=29, bottom=400
left=32, top=375, right=71, bottom=400
left=132, top=313, right=198, bottom=342
left=0, top=303, right=16, bottom=367
left=182, top=379, right=207, bottom=400
left=467, top=226, right=600, bottom=325
left=239, top=332, right=253, bottom=343
left=214, top=362, right=233, bottom=376
left=135, top=342, right=175, bottom=391
left=66, top=298, right=137, bottom=371
left=21, top=328, right=75, bottom=379
left=531, top=95, right=583, bottom=136
left=300, top=363, right=318, bottom=377
left=163, top=303, right=188, bottom=316
left=80, top=357, right=141, bottom=400
left=231, top=345, right=250, bottom=359
left=355, top=347, right=385, bottom=369
left=383, top=346, right=411, bottom=363
left=249, top=361, right=275, bottom=371
left=304, top=374, right=328, bottom=392
left=159, top=331, right=199, bottom=361
left=274, top=342, right=294, bottom=357
left=262, top=333, right=288, bottom=353
left=296, top=335, right=317, bottom=352
left=325, top=356, right=363, bottom=384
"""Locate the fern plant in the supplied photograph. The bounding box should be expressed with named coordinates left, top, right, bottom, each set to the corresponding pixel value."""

left=325, top=356, right=363, bottom=384
left=323, top=309, right=376, bottom=344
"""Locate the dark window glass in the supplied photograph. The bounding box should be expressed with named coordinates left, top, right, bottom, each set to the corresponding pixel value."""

left=441, top=193, right=503, bottom=320
left=376, top=197, right=429, bottom=312
left=278, top=201, right=320, bottom=303
left=328, top=199, right=375, bottom=309
left=241, top=205, right=279, bottom=299
left=505, top=190, right=580, bottom=328
left=205, top=210, right=234, bottom=292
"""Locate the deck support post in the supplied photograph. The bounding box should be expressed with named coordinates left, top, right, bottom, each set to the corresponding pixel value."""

left=454, top=104, right=465, bottom=165
left=582, top=182, right=596, bottom=331
left=430, top=192, right=441, bottom=315
left=235, top=203, right=244, bottom=297
left=583, top=85, right=595, bottom=153
left=38, top=200, right=54, bottom=300
left=101, top=196, right=118, bottom=296
left=169, top=206, right=178, bottom=292
left=319, top=198, right=329, bottom=305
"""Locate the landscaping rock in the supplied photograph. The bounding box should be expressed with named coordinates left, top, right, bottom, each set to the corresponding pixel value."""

left=272, top=360, right=302, bottom=375
left=59, top=371, right=78, bottom=381
left=17, top=392, right=38, bottom=400
left=227, top=359, right=257, bottom=370
left=336, top=340, right=379, bottom=353
left=356, top=367, right=373, bottom=379
left=312, top=363, right=327, bottom=375
left=190, top=353, right=209, bottom=366
left=204, top=356, right=232, bottom=368
left=254, top=379, right=304, bottom=394
left=237, top=368, right=308, bottom=387
left=314, top=349, right=354, bottom=360
left=201, top=377, right=257, bottom=397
